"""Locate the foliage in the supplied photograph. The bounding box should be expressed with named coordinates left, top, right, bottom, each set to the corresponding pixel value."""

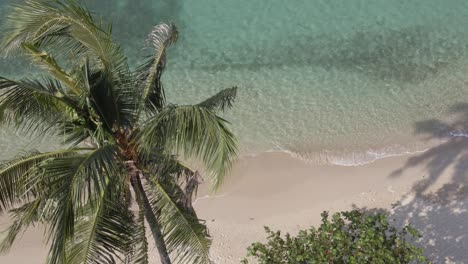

left=0, top=0, right=238, bottom=263
left=242, top=210, right=430, bottom=264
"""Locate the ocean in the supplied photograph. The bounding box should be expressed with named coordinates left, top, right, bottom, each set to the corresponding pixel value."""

left=2, top=0, right=468, bottom=165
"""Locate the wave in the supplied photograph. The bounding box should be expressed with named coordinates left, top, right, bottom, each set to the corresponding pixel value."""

left=237, top=129, right=468, bottom=167
left=325, top=148, right=430, bottom=166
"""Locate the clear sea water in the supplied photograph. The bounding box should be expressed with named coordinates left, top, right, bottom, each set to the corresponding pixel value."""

left=2, top=0, right=468, bottom=165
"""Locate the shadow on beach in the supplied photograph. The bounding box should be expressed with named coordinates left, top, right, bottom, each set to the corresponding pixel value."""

left=357, top=103, right=468, bottom=263
left=356, top=183, right=467, bottom=263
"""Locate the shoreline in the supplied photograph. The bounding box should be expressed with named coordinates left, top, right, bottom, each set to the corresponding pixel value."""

left=236, top=135, right=446, bottom=167
left=246, top=146, right=431, bottom=167
left=196, top=138, right=467, bottom=263
left=1, top=139, right=467, bottom=263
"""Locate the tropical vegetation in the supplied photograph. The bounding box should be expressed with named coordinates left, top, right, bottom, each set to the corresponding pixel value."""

left=243, top=210, right=429, bottom=264
left=0, top=0, right=237, bottom=263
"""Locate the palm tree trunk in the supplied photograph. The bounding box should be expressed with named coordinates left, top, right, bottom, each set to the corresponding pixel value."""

left=128, top=161, right=172, bottom=264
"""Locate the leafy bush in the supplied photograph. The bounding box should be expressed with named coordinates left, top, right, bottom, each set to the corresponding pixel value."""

left=242, top=210, right=429, bottom=264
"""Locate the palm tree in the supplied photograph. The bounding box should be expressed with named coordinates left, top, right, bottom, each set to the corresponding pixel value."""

left=0, top=1, right=237, bottom=263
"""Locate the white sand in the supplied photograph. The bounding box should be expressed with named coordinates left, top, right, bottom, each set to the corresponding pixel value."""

left=1, top=139, right=467, bottom=263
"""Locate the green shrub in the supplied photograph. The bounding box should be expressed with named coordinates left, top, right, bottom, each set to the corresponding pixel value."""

left=242, top=210, right=429, bottom=264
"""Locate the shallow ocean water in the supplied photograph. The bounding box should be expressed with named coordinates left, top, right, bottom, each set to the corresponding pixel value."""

left=1, top=0, right=468, bottom=165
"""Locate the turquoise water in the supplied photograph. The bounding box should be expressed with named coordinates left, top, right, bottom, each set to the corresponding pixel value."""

left=2, top=0, right=468, bottom=164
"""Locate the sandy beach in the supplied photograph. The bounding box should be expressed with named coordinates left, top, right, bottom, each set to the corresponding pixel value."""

left=1, top=138, right=467, bottom=263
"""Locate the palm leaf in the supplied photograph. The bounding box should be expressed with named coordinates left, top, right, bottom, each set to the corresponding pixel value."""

left=198, top=87, right=238, bottom=112
left=0, top=148, right=82, bottom=211
left=0, top=76, right=86, bottom=136
left=66, top=174, right=134, bottom=264
left=2, top=0, right=128, bottom=74
left=0, top=198, right=43, bottom=252
left=41, top=145, right=118, bottom=264
left=87, top=68, right=138, bottom=132
left=2, top=0, right=139, bottom=128
left=136, top=23, right=178, bottom=113
left=141, top=152, right=187, bottom=181
left=137, top=105, right=237, bottom=188
left=142, top=154, right=200, bottom=211
left=144, top=176, right=211, bottom=264
left=21, top=43, right=80, bottom=94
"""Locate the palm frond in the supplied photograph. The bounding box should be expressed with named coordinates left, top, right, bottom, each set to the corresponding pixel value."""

left=0, top=148, right=82, bottom=211
left=41, top=145, right=119, bottom=264
left=66, top=174, right=134, bottom=264
left=198, top=87, right=238, bottom=112
left=136, top=23, right=178, bottom=113
left=144, top=176, right=211, bottom=264
left=0, top=77, right=80, bottom=135
left=137, top=105, right=237, bottom=188
left=58, top=120, right=93, bottom=147
left=142, top=154, right=200, bottom=211
left=87, top=68, right=137, bottom=131
left=141, top=152, right=186, bottom=180
left=21, top=43, right=80, bottom=94
left=2, top=0, right=128, bottom=74
left=2, top=0, right=139, bottom=128
left=0, top=198, right=43, bottom=252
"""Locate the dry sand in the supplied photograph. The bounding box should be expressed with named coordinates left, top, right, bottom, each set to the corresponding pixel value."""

left=1, top=139, right=467, bottom=263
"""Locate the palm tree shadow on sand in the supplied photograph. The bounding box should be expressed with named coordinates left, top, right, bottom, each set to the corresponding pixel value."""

left=356, top=103, right=468, bottom=263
